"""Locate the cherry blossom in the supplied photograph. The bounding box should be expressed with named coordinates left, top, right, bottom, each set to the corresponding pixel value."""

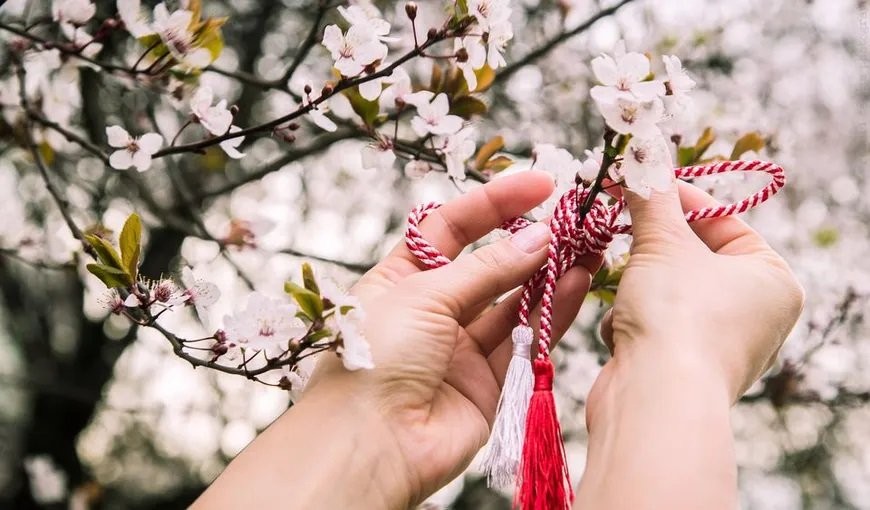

left=52, top=0, right=96, bottom=27
left=662, top=55, right=696, bottom=96
left=455, top=37, right=487, bottom=91
left=406, top=92, right=463, bottom=137
left=361, top=140, right=396, bottom=171
left=321, top=24, right=388, bottom=77
left=404, top=159, right=432, bottom=179
left=320, top=279, right=374, bottom=371
left=378, top=68, right=412, bottom=110
left=358, top=65, right=387, bottom=101
left=189, top=86, right=233, bottom=136
left=619, top=136, right=674, bottom=199
left=117, top=0, right=155, bottom=38
left=60, top=24, right=102, bottom=59
left=219, top=126, right=246, bottom=159
left=468, top=0, right=512, bottom=30
left=596, top=96, right=664, bottom=138
left=337, top=4, right=393, bottom=42
left=435, top=127, right=476, bottom=180
left=590, top=44, right=665, bottom=103
left=304, top=96, right=337, bottom=132
left=151, top=3, right=212, bottom=70
left=578, top=147, right=605, bottom=183
left=181, top=266, right=220, bottom=325
left=222, top=293, right=307, bottom=359
left=484, top=21, right=513, bottom=69
left=106, top=125, right=163, bottom=171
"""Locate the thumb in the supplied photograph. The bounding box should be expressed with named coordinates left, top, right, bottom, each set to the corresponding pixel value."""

left=623, top=181, right=694, bottom=250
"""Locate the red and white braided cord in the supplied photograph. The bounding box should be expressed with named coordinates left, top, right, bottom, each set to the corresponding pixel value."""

left=405, top=160, right=785, bottom=358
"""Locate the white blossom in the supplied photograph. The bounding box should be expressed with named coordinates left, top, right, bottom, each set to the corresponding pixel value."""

left=406, top=92, right=463, bottom=137
left=117, top=0, right=155, bottom=38
left=404, top=159, right=432, bottom=179
left=337, top=4, right=393, bottom=42
left=151, top=3, right=211, bottom=69
left=662, top=55, right=696, bottom=96
left=596, top=96, right=664, bottom=138
left=590, top=44, right=665, bottom=103
left=219, top=126, right=246, bottom=159
left=304, top=96, right=337, bottom=132
left=320, top=279, right=373, bottom=371
left=190, top=86, right=233, bottom=136
left=321, top=24, right=388, bottom=77
left=619, top=136, right=674, bottom=199
left=378, top=68, right=412, bottom=110
left=578, top=146, right=604, bottom=182
left=455, top=37, right=487, bottom=91
left=358, top=65, right=386, bottom=101
left=106, top=125, right=163, bottom=171
left=435, top=127, right=476, bottom=180
left=181, top=266, right=220, bottom=324
left=484, top=20, right=513, bottom=69
left=222, top=293, right=307, bottom=359
left=52, top=0, right=96, bottom=27
left=468, top=0, right=512, bottom=30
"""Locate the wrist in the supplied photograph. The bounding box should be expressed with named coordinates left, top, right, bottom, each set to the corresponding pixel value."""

left=287, top=384, right=416, bottom=509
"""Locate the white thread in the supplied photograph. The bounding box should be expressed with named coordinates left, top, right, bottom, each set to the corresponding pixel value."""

left=481, top=325, right=535, bottom=488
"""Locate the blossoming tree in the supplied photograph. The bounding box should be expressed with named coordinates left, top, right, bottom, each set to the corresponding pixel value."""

left=0, top=0, right=867, bottom=507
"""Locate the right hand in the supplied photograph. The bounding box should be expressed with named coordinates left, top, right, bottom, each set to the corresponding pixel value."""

left=595, top=180, right=805, bottom=405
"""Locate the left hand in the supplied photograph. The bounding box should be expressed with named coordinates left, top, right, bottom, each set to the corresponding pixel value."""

left=305, top=170, right=600, bottom=506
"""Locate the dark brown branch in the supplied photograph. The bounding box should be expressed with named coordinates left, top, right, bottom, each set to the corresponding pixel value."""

left=277, top=0, right=332, bottom=86
left=496, top=0, right=637, bottom=83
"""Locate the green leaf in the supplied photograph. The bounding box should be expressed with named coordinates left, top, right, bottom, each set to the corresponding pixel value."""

left=472, top=65, right=496, bottom=92
left=284, top=281, right=324, bottom=320
left=730, top=132, right=765, bottom=160
left=87, top=263, right=133, bottom=288
left=119, top=213, right=142, bottom=280
left=456, top=0, right=469, bottom=15
left=301, top=262, right=319, bottom=294
left=473, top=135, right=504, bottom=170
left=693, top=127, right=716, bottom=161
left=591, top=288, right=616, bottom=305
left=84, top=234, right=124, bottom=270
left=677, top=146, right=696, bottom=167
left=343, top=88, right=380, bottom=126
left=450, top=95, right=487, bottom=119
left=813, top=228, right=838, bottom=248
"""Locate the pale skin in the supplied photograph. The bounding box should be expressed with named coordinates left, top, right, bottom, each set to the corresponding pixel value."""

left=193, top=171, right=804, bottom=510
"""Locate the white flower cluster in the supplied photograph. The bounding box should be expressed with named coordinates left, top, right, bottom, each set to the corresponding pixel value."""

left=591, top=43, right=696, bottom=198
left=106, top=267, right=220, bottom=323
left=117, top=0, right=214, bottom=70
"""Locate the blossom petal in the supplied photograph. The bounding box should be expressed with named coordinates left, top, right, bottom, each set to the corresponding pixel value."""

left=109, top=149, right=133, bottom=170
left=106, top=125, right=130, bottom=148
left=137, top=133, right=164, bottom=154
left=591, top=54, right=618, bottom=86
left=131, top=148, right=153, bottom=171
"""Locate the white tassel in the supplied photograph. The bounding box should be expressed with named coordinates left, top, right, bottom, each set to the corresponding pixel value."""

left=481, top=325, right=534, bottom=488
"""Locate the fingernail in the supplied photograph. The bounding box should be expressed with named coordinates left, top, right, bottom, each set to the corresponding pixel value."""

left=510, top=222, right=550, bottom=253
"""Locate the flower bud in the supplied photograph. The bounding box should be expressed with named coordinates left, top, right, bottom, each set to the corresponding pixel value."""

left=427, top=28, right=438, bottom=40
left=287, top=122, right=300, bottom=130
left=455, top=47, right=469, bottom=63
left=321, top=84, right=333, bottom=96
left=405, top=2, right=418, bottom=20
left=303, top=84, right=312, bottom=95
left=230, top=105, right=239, bottom=115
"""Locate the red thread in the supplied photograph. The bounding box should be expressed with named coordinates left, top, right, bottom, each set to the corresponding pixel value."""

left=405, top=160, right=786, bottom=509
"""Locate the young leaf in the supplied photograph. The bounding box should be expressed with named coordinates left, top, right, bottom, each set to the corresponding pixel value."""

left=301, top=262, right=320, bottom=294
left=430, top=62, right=444, bottom=93
left=730, top=132, right=765, bottom=160
left=482, top=155, right=515, bottom=173
left=343, top=88, right=380, bottom=126
left=473, top=135, right=505, bottom=170
left=472, top=65, right=496, bottom=92
left=677, top=146, right=696, bottom=167
left=693, top=127, right=716, bottom=161
left=119, top=213, right=142, bottom=280
left=85, top=234, right=124, bottom=270
left=450, top=95, right=487, bottom=119
left=284, top=281, right=324, bottom=320
left=87, top=263, right=133, bottom=288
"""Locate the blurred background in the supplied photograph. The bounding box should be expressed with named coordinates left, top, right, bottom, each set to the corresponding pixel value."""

left=0, top=0, right=868, bottom=508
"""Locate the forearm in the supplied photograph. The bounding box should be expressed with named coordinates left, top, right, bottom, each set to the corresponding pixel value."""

left=576, top=345, right=738, bottom=510
left=192, top=387, right=413, bottom=510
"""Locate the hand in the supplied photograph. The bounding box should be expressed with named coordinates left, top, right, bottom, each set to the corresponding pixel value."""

left=299, top=170, right=601, bottom=507
left=596, top=181, right=805, bottom=403
left=575, top=181, right=804, bottom=510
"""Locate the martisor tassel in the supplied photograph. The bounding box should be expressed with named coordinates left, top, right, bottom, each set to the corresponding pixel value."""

left=516, top=358, right=573, bottom=510
left=481, top=325, right=534, bottom=488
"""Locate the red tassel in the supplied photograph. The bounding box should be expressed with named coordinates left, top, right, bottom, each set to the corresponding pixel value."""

left=516, top=358, right=573, bottom=510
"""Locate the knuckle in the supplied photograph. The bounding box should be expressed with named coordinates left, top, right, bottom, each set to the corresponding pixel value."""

left=470, top=245, right=512, bottom=274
